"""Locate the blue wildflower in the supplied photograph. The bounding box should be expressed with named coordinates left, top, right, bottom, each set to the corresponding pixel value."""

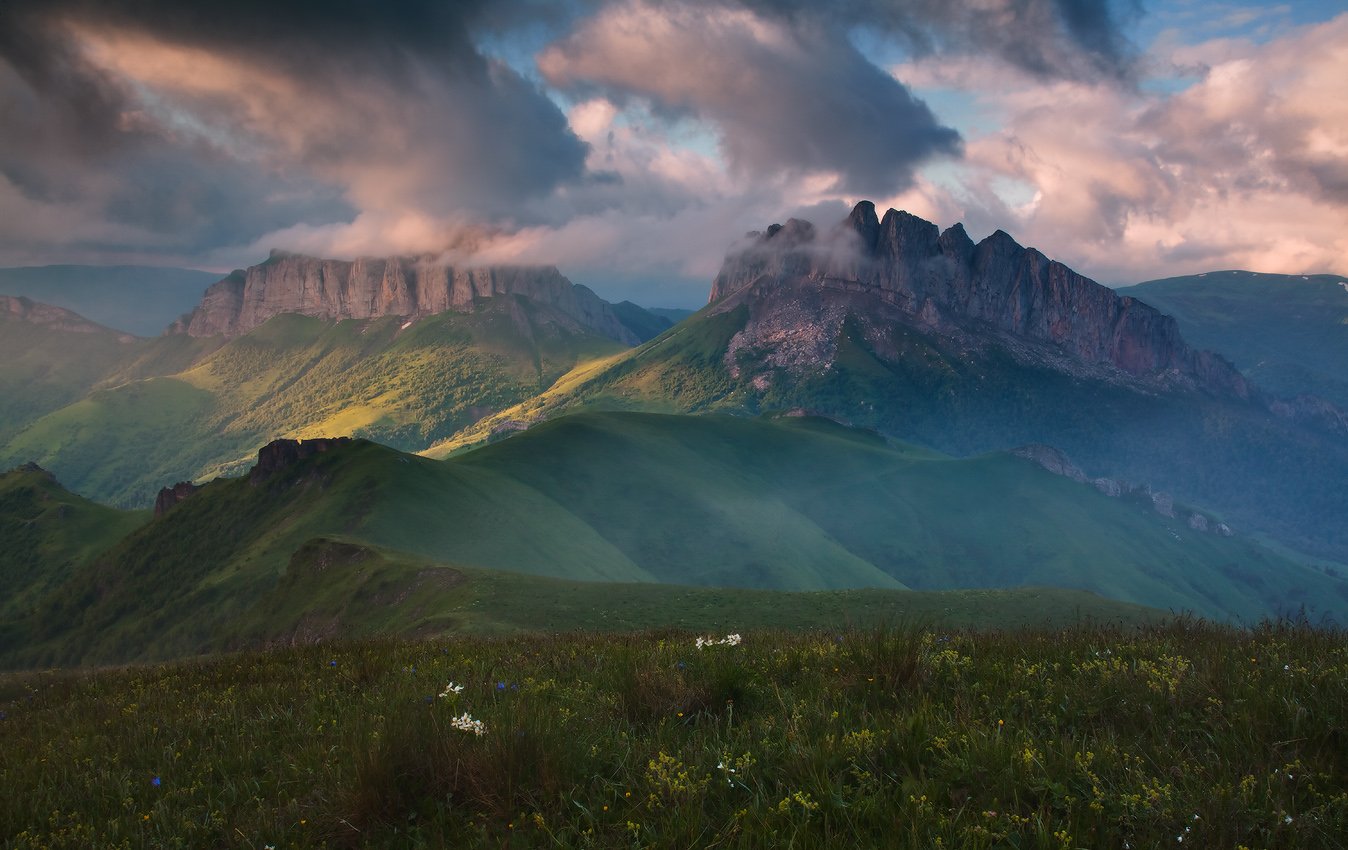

left=151, top=776, right=161, bottom=787
left=329, top=660, right=337, bottom=667
left=496, top=681, right=506, bottom=691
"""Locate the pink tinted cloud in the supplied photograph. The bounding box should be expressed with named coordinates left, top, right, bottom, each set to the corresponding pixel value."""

left=897, top=13, right=1348, bottom=283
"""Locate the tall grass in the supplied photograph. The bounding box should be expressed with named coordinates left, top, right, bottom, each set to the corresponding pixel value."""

left=2, top=621, right=1345, bottom=848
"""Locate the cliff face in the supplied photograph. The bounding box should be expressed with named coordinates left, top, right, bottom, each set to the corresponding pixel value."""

left=709, top=202, right=1251, bottom=397
left=171, top=252, right=638, bottom=345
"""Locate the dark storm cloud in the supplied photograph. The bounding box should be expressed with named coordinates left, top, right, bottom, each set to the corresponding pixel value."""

left=0, top=0, right=589, bottom=261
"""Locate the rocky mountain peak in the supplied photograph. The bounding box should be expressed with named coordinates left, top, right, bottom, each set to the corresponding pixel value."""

left=169, top=253, right=639, bottom=344
left=709, top=201, right=1253, bottom=398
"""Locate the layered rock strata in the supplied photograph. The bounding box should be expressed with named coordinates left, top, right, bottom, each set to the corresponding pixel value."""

left=171, top=251, right=638, bottom=344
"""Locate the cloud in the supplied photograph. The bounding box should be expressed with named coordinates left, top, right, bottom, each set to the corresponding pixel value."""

left=0, top=0, right=588, bottom=264
left=740, top=0, right=1141, bottom=81
left=539, top=0, right=962, bottom=196
left=893, top=13, right=1348, bottom=283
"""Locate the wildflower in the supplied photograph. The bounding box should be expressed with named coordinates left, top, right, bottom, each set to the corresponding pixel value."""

left=328, top=660, right=336, bottom=667
left=1284, top=815, right=1293, bottom=824
left=496, top=681, right=507, bottom=690
left=439, top=682, right=465, bottom=698
left=450, top=712, right=487, bottom=737
left=696, top=633, right=743, bottom=649
left=150, top=776, right=161, bottom=787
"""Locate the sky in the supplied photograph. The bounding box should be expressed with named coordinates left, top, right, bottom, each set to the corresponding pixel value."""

left=1, top=0, right=1345, bottom=307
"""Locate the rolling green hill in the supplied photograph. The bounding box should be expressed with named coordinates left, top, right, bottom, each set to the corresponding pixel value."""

left=5, top=412, right=1341, bottom=666
left=2, top=302, right=629, bottom=507
left=0, top=264, right=219, bottom=336
left=1119, top=270, right=1348, bottom=407
left=0, top=299, right=215, bottom=445
left=428, top=302, right=1348, bottom=564
left=0, top=463, right=147, bottom=621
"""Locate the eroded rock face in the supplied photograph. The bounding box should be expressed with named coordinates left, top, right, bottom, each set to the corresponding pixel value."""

left=709, top=202, right=1252, bottom=398
left=249, top=437, right=352, bottom=484
left=153, top=481, right=200, bottom=517
left=171, top=251, right=638, bottom=344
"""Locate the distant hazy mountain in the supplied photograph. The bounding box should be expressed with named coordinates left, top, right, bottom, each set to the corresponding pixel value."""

left=1119, top=270, right=1348, bottom=408
left=0, top=265, right=218, bottom=336
left=6, top=411, right=1334, bottom=666
left=434, top=203, right=1348, bottom=563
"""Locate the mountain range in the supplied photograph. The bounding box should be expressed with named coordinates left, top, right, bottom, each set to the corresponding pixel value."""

left=0, top=257, right=674, bottom=507
left=2, top=202, right=1346, bottom=665
left=433, top=203, right=1348, bottom=562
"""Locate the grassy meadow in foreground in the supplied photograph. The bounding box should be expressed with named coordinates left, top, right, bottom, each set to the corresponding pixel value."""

left=2, top=622, right=1345, bottom=849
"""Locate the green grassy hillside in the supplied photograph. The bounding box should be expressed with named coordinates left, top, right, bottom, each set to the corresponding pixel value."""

left=429, top=305, right=1348, bottom=564
left=0, top=464, right=147, bottom=621
left=2, top=533, right=1162, bottom=668
left=0, top=307, right=143, bottom=443
left=3, top=623, right=1343, bottom=848
left=5, top=412, right=1341, bottom=666
left=0, top=264, right=218, bottom=336
left=1120, top=270, right=1348, bottom=407
left=2, top=302, right=628, bottom=507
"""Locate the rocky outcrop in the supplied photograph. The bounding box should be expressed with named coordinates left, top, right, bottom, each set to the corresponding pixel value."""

left=154, top=481, right=200, bottom=517
left=1011, top=444, right=1088, bottom=483
left=1012, top=444, right=1237, bottom=534
left=170, top=251, right=638, bottom=345
left=249, top=437, right=352, bottom=484
left=709, top=202, right=1252, bottom=397
left=1, top=295, right=135, bottom=341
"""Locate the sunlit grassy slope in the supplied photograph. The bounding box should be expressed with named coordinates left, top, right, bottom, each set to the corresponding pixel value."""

left=1120, top=270, right=1348, bottom=407
left=0, top=305, right=214, bottom=445
left=2, top=303, right=628, bottom=507
left=6, top=412, right=1342, bottom=667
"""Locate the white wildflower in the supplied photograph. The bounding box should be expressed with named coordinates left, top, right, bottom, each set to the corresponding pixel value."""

left=450, top=712, right=487, bottom=737
left=438, top=682, right=465, bottom=698
left=696, top=633, right=743, bottom=649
